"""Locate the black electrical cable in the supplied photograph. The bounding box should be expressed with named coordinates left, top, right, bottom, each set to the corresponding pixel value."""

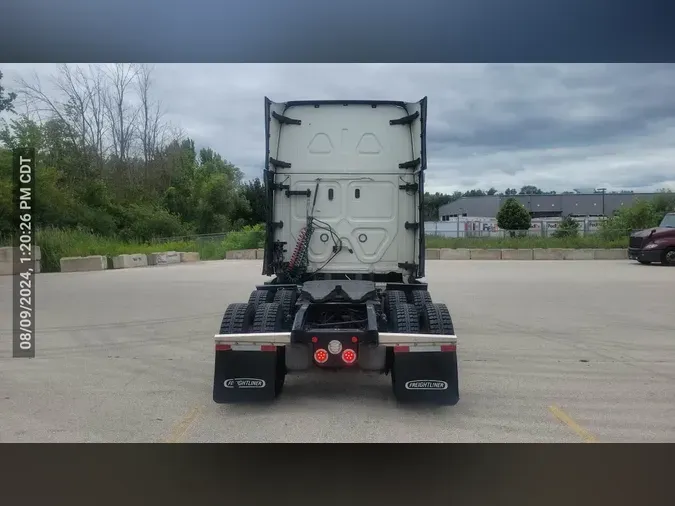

left=309, top=216, right=344, bottom=277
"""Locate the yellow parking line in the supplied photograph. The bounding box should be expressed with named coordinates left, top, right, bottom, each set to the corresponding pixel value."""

left=549, top=405, right=598, bottom=443
left=164, top=406, right=202, bottom=443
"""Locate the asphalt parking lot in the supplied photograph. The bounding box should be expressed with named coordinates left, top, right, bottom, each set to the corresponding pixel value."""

left=1, top=259, right=674, bottom=442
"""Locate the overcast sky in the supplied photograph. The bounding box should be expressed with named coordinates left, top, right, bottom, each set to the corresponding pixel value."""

left=2, top=63, right=675, bottom=194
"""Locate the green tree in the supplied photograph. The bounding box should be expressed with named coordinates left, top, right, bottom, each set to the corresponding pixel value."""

left=0, top=71, right=17, bottom=113
left=599, top=198, right=658, bottom=240
left=553, top=215, right=580, bottom=238
left=497, top=197, right=531, bottom=237
left=464, top=189, right=486, bottom=197
left=519, top=185, right=543, bottom=195
left=240, top=177, right=266, bottom=225
left=0, top=149, right=13, bottom=235
left=0, top=115, right=43, bottom=150
left=423, top=192, right=453, bottom=221
left=599, top=190, right=675, bottom=241
left=651, top=189, right=675, bottom=223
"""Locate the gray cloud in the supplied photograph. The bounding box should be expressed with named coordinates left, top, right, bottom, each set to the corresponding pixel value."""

left=2, top=63, right=675, bottom=194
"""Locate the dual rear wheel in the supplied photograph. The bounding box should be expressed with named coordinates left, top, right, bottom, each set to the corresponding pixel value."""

left=386, top=290, right=454, bottom=335
left=386, top=290, right=458, bottom=405
left=218, top=289, right=296, bottom=398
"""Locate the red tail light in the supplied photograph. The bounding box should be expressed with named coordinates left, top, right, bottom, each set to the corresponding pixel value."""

left=342, top=348, right=356, bottom=364
left=314, top=348, right=329, bottom=364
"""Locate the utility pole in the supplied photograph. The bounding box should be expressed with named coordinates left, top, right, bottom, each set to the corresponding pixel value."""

left=597, top=188, right=607, bottom=217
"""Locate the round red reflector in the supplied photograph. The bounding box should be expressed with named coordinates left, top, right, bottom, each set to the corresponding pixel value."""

left=314, top=348, right=329, bottom=363
left=351, top=336, right=358, bottom=343
left=342, top=349, right=356, bottom=364
left=311, top=336, right=318, bottom=343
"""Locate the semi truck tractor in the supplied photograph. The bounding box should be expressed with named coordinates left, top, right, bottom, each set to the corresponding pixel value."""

left=212, top=97, right=459, bottom=405
left=628, top=212, right=675, bottom=265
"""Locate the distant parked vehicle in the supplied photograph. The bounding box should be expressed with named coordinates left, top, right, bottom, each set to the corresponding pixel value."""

left=628, top=213, right=675, bottom=266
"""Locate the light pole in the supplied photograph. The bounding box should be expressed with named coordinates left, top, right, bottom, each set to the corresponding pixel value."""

left=457, top=208, right=464, bottom=238
left=597, top=188, right=607, bottom=217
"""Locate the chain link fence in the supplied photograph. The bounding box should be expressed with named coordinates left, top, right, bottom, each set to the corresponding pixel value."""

left=148, top=223, right=634, bottom=245
left=424, top=217, right=634, bottom=239
left=148, top=232, right=230, bottom=245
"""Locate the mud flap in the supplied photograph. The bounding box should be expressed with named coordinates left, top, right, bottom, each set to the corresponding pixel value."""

left=392, top=351, right=459, bottom=405
left=213, top=350, right=279, bottom=403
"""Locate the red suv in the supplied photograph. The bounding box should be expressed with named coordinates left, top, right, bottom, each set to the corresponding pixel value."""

left=628, top=212, right=675, bottom=266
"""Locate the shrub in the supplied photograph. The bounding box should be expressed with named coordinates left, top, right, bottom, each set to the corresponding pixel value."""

left=112, top=203, right=192, bottom=242
left=497, top=198, right=531, bottom=237
left=221, top=223, right=265, bottom=252
left=651, top=190, right=675, bottom=222
left=553, top=215, right=580, bottom=238
left=600, top=198, right=661, bottom=240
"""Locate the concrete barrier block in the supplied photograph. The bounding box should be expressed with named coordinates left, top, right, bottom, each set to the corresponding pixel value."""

left=180, top=252, right=200, bottom=262
left=256, top=248, right=265, bottom=260
left=226, top=249, right=257, bottom=260
left=439, top=248, right=470, bottom=260
left=563, top=249, right=595, bottom=260
left=60, top=255, right=108, bottom=273
left=0, top=246, right=43, bottom=275
left=501, top=249, right=534, bottom=260
left=593, top=249, right=628, bottom=260
left=165, top=251, right=181, bottom=264
left=425, top=248, right=441, bottom=260
left=148, top=252, right=166, bottom=265
left=112, top=253, right=148, bottom=269
left=470, top=249, right=502, bottom=260
left=148, top=251, right=181, bottom=266
left=0, top=247, right=12, bottom=262
left=533, top=248, right=566, bottom=260
left=0, top=246, right=41, bottom=262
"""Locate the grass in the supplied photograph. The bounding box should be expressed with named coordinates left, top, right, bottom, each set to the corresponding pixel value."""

left=425, top=234, right=629, bottom=250
left=26, top=226, right=266, bottom=272
left=2, top=227, right=629, bottom=273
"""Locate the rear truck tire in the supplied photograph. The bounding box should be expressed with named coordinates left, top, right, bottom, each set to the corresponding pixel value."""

left=392, top=301, right=459, bottom=406
left=661, top=248, right=675, bottom=266
left=212, top=301, right=283, bottom=404
left=251, top=302, right=287, bottom=397
left=420, top=302, right=455, bottom=335
left=387, top=301, right=417, bottom=401
left=219, top=302, right=254, bottom=334
left=273, top=289, right=298, bottom=330
left=389, top=301, right=420, bottom=333
left=385, top=290, right=409, bottom=314
left=411, top=290, right=433, bottom=313
left=248, top=289, right=273, bottom=312
left=251, top=302, right=284, bottom=332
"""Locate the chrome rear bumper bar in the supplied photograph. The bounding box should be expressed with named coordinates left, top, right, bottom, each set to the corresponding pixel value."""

left=214, top=332, right=457, bottom=347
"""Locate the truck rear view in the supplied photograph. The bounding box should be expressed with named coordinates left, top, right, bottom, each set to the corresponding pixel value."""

left=213, top=98, right=460, bottom=405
